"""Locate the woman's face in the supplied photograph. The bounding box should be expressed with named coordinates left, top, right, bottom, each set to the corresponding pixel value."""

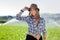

left=29, top=7, right=38, bottom=17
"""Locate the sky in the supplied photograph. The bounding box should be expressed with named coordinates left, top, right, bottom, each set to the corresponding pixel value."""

left=0, top=0, right=60, bottom=16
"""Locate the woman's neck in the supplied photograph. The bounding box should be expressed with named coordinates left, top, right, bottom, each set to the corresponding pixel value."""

left=33, top=15, right=40, bottom=19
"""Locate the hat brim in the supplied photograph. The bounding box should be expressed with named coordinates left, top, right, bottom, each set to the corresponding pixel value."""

left=28, top=8, right=39, bottom=11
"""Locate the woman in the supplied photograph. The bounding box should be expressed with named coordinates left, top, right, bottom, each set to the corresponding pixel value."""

left=16, top=4, right=47, bottom=40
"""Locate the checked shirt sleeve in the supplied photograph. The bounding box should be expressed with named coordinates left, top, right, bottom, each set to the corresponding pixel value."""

left=16, top=14, right=29, bottom=21
left=42, top=18, right=47, bottom=34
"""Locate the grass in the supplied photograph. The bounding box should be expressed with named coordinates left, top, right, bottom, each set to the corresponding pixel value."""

left=0, top=24, right=60, bottom=40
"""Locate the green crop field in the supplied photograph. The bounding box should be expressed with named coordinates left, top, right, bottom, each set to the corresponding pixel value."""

left=0, top=24, right=60, bottom=40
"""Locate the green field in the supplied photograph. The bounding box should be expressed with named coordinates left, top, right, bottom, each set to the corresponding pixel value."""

left=0, top=24, right=60, bottom=40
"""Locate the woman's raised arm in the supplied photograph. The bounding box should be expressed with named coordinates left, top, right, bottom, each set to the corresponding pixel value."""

left=16, top=7, right=29, bottom=21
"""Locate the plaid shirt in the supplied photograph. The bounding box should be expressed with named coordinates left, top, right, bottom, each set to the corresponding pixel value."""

left=16, top=14, right=47, bottom=34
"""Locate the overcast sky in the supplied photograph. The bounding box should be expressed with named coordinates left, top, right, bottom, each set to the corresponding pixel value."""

left=0, top=0, right=60, bottom=16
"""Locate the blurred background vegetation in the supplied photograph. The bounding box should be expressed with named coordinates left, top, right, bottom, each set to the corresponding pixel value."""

left=0, top=13, right=60, bottom=40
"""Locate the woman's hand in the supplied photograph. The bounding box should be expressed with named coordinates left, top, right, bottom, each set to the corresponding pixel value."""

left=18, top=7, right=29, bottom=15
left=23, top=7, right=29, bottom=11
left=43, top=34, right=46, bottom=40
left=36, top=34, right=40, bottom=40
